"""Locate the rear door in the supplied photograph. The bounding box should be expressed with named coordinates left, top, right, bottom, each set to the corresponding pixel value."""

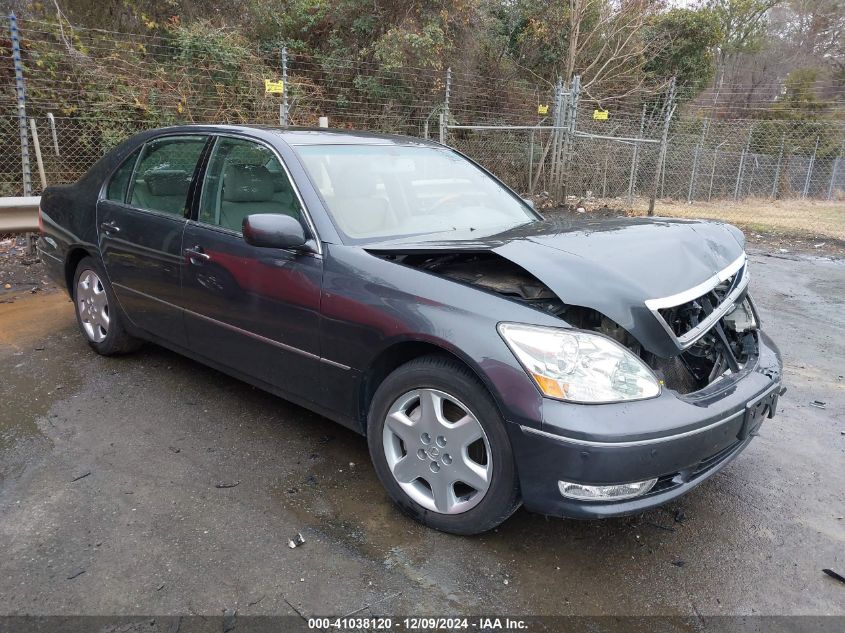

left=97, top=135, right=209, bottom=346
left=180, top=135, right=324, bottom=401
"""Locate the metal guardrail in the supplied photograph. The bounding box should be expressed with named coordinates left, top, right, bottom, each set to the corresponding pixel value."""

left=0, top=196, right=40, bottom=232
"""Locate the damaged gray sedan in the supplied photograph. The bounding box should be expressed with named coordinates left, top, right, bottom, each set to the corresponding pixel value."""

left=37, top=126, right=784, bottom=535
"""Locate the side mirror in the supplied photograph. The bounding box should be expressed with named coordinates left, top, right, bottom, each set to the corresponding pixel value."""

left=522, top=197, right=536, bottom=210
left=242, top=214, right=314, bottom=252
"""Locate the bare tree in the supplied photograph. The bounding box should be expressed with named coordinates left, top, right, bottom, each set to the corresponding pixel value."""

left=564, top=0, right=659, bottom=103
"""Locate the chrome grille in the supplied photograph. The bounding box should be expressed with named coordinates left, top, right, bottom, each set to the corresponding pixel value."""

left=645, top=254, right=749, bottom=350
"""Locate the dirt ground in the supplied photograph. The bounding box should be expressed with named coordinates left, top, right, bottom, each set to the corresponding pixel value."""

left=0, top=235, right=844, bottom=624
left=540, top=198, right=845, bottom=257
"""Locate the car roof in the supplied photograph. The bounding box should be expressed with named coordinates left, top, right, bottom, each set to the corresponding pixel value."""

left=136, top=124, right=443, bottom=148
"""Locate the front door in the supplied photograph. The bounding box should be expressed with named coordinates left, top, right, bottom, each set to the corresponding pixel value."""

left=97, top=134, right=209, bottom=346
left=180, top=136, right=323, bottom=402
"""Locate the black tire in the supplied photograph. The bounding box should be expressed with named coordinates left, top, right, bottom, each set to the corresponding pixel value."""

left=72, top=256, right=142, bottom=356
left=367, top=355, right=521, bottom=535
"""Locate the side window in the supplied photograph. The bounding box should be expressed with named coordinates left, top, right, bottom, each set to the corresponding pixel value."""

left=105, top=148, right=140, bottom=203
left=129, top=136, right=207, bottom=216
left=199, top=137, right=303, bottom=233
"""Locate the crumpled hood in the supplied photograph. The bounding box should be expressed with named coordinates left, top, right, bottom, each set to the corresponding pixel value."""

left=368, top=216, right=745, bottom=357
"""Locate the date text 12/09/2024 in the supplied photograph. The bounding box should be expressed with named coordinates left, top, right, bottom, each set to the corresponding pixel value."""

left=307, top=617, right=529, bottom=630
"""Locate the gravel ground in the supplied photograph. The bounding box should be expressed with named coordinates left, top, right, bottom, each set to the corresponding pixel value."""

left=0, top=238, right=843, bottom=622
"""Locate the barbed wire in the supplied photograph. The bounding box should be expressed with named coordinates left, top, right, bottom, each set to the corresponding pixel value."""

left=1, top=16, right=843, bottom=228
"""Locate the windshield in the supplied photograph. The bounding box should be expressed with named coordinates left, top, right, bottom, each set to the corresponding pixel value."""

left=294, top=144, right=538, bottom=243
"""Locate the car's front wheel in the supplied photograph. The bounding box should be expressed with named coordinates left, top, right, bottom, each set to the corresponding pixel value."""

left=367, top=355, right=521, bottom=535
left=73, top=256, right=141, bottom=355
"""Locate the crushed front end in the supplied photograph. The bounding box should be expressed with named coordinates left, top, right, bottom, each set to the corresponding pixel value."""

left=506, top=254, right=784, bottom=518
left=372, top=245, right=784, bottom=518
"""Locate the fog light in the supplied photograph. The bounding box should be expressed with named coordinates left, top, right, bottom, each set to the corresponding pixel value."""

left=558, top=478, right=658, bottom=501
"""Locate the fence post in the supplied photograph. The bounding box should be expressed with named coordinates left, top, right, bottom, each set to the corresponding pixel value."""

left=9, top=13, right=32, bottom=198
left=280, top=46, right=289, bottom=126
left=528, top=128, right=535, bottom=194
left=529, top=79, right=562, bottom=194
left=771, top=131, right=785, bottom=198
left=828, top=139, right=844, bottom=200
left=687, top=118, right=709, bottom=203
left=649, top=77, right=675, bottom=215
left=734, top=124, right=752, bottom=201
left=802, top=135, right=819, bottom=199
left=708, top=149, right=717, bottom=201
left=440, top=67, right=451, bottom=144
left=561, top=74, right=580, bottom=200
left=628, top=104, right=646, bottom=203
left=29, top=118, right=46, bottom=190
left=47, top=113, right=60, bottom=155
left=548, top=77, right=565, bottom=196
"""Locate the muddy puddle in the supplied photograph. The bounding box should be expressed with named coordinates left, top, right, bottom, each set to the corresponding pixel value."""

left=0, top=291, right=78, bottom=480
left=265, top=416, right=699, bottom=614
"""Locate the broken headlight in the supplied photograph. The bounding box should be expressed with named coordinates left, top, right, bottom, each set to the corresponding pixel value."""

left=723, top=298, right=757, bottom=333
left=498, top=323, right=661, bottom=403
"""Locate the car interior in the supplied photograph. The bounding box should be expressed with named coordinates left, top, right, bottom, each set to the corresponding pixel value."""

left=131, top=169, right=193, bottom=215
left=128, top=137, right=207, bottom=215
left=297, top=145, right=531, bottom=241
left=199, top=140, right=303, bottom=232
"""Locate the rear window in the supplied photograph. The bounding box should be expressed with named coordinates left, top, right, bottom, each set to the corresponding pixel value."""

left=129, top=136, right=207, bottom=216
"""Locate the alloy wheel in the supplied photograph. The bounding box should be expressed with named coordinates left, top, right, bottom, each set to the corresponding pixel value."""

left=382, top=388, right=492, bottom=514
left=76, top=269, right=110, bottom=343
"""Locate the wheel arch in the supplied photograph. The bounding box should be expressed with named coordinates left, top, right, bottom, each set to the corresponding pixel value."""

left=358, top=338, right=504, bottom=433
left=64, top=246, right=94, bottom=296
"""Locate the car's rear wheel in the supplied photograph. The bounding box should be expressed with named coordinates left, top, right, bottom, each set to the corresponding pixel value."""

left=367, top=355, right=521, bottom=535
left=73, top=256, right=141, bottom=355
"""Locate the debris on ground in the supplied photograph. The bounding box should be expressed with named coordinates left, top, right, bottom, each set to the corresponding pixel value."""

left=222, top=607, right=237, bottom=632
left=822, top=569, right=845, bottom=585
left=215, top=481, right=240, bottom=489
left=283, top=597, right=307, bottom=621
left=288, top=532, right=306, bottom=549
left=672, top=560, right=686, bottom=568
left=168, top=446, right=181, bottom=454
left=810, top=401, right=826, bottom=409
left=71, top=471, right=91, bottom=482
left=674, top=508, right=686, bottom=524
left=341, top=592, right=403, bottom=618
left=66, top=568, right=86, bottom=580
left=645, top=521, right=675, bottom=533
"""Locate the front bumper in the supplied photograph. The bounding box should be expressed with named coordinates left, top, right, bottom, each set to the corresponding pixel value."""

left=508, top=331, right=783, bottom=519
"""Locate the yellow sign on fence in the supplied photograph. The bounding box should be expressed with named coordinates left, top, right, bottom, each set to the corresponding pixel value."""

left=537, top=104, right=549, bottom=115
left=264, top=79, right=285, bottom=94
left=593, top=109, right=608, bottom=120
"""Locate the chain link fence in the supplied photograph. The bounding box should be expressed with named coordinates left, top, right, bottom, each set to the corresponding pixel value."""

left=2, top=15, right=844, bottom=238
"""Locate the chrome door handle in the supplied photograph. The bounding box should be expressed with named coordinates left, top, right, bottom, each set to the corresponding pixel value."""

left=100, top=221, right=120, bottom=234
left=184, top=246, right=211, bottom=263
